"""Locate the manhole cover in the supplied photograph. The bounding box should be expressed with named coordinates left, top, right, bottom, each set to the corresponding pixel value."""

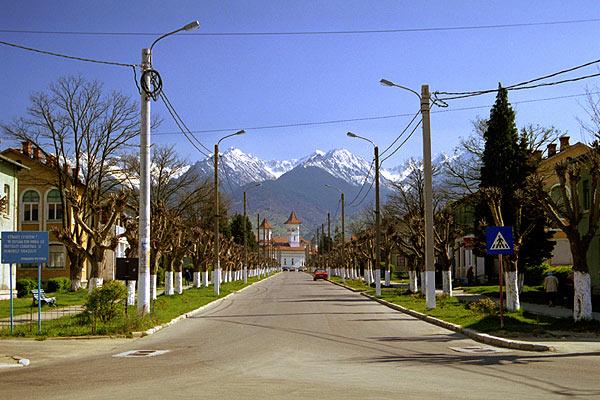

left=113, top=350, right=170, bottom=358
left=449, top=346, right=504, bottom=353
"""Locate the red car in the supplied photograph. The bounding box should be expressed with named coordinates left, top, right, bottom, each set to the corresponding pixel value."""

left=313, top=269, right=328, bottom=281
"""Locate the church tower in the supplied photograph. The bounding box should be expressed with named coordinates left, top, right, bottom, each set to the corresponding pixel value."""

left=284, top=211, right=301, bottom=248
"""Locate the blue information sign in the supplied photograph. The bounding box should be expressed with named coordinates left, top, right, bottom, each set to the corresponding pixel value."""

left=1, top=231, right=49, bottom=263
left=485, top=226, right=514, bottom=255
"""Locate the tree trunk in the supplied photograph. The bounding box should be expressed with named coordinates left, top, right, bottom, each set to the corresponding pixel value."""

left=88, top=277, right=103, bottom=292
left=574, top=271, right=593, bottom=321
left=442, top=270, right=452, bottom=296
left=517, top=272, right=525, bottom=294
left=193, top=272, right=201, bottom=288
left=409, top=270, right=418, bottom=293
left=420, top=271, right=426, bottom=295
left=68, top=252, right=83, bottom=291
left=203, top=270, right=209, bottom=287
left=165, top=271, right=174, bottom=296
left=127, top=280, right=136, bottom=305
left=385, top=270, right=391, bottom=287
left=150, top=274, right=157, bottom=300
left=175, top=271, right=183, bottom=294
left=504, top=271, right=520, bottom=311
left=87, top=259, right=103, bottom=293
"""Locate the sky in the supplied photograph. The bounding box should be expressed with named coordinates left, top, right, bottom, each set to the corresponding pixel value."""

left=1, top=1, right=599, bottom=169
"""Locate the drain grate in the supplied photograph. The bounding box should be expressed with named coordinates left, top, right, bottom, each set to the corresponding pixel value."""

left=449, top=346, right=504, bottom=354
left=113, top=350, right=170, bottom=358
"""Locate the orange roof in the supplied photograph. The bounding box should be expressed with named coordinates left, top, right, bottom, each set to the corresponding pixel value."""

left=284, top=211, right=301, bottom=225
left=259, top=218, right=273, bottom=229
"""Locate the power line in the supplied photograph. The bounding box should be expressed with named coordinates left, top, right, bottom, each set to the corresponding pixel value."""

left=1, top=18, right=598, bottom=37
left=433, top=57, right=600, bottom=101
left=381, top=119, right=423, bottom=165
left=353, top=177, right=375, bottom=208
left=380, top=109, right=421, bottom=157
left=0, top=39, right=137, bottom=67
left=348, top=159, right=375, bottom=207
left=151, top=91, right=598, bottom=137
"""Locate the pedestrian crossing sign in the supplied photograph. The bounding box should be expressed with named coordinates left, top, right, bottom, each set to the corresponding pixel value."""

left=485, top=226, right=513, bottom=255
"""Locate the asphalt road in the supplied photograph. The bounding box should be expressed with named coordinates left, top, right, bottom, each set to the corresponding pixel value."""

left=2, top=272, right=600, bottom=399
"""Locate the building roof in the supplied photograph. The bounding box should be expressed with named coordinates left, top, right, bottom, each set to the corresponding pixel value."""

left=284, top=211, right=301, bottom=225
left=0, top=154, right=30, bottom=171
left=259, top=218, right=273, bottom=229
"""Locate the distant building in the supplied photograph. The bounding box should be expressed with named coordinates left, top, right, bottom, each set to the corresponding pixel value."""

left=258, top=211, right=308, bottom=269
left=0, top=154, right=29, bottom=300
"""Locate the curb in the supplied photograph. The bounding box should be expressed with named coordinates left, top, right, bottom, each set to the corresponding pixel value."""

left=361, top=293, right=553, bottom=352
left=132, top=273, right=279, bottom=338
left=328, top=278, right=552, bottom=352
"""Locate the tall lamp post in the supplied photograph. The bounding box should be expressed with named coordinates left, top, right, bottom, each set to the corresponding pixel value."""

left=380, top=78, right=435, bottom=309
left=243, top=183, right=261, bottom=284
left=346, top=132, right=381, bottom=296
left=214, top=130, right=246, bottom=295
left=138, top=20, right=200, bottom=314
left=324, top=184, right=345, bottom=283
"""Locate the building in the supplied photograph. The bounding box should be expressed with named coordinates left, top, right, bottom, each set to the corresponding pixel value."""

left=0, top=154, right=29, bottom=300
left=259, top=211, right=308, bottom=270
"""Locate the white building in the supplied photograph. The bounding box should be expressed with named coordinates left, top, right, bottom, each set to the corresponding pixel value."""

left=260, top=211, right=307, bottom=270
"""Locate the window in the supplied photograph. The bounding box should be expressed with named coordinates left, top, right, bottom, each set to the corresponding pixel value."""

left=47, top=244, right=66, bottom=269
left=22, top=190, right=40, bottom=222
left=582, top=179, right=591, bottom=211
left=46, top=189, right=64, bottom=221
left=3, top=184, right=10, bottom=215
left=284, top=259, right=287, bottom=265
left=291, top=259, right=294, bottom=265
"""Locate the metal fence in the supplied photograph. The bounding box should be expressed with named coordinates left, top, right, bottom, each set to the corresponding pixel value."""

left=0, top=305, right=84, bottom=333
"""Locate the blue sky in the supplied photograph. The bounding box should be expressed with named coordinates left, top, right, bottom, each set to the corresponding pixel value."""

left=1, top=1, right=599, bottom=167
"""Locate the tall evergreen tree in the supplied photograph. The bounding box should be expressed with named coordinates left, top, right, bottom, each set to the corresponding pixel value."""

left=477, top=85, right=554, bottom=310
left=230, top=214, right=257, bottom=249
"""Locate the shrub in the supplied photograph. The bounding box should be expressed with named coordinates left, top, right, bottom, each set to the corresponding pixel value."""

left=523, top=263, right=549, bottom=286
left=468, top=297, right=498, bottom=315
left=545, top=265, right=572, bottom=284
left=16, top=278, right=37, bottom=298
left=85, top=280, right=127, bottom=323
left=46, top=277, right=71, bottom=293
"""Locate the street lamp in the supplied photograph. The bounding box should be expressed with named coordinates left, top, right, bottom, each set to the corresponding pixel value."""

left=138, top=20, right=200, bottom=315
left=214, top=129, right=246, bottom=295
left=380, top=78, right=435, bottom=309
left=346, top=131, right=382, bottom=296
left=324, top=184, right=345, bottom=283
left=243, top=183, right=261, bottom=284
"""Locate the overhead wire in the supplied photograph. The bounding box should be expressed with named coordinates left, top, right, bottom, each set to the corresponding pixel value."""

left=380, top=119, right=423, bottom=165
left=380, top=109, right=421, bottom=157
left=1, top=18, right=598, bottom=36
left=347, top=159, right=375, bottom=207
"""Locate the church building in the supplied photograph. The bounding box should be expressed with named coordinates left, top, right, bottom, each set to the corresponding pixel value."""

left=259, top=211, right=307, bottom=270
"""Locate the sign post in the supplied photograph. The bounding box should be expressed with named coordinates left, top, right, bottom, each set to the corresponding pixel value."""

left=485, top=226, right=514, bottom=329
left=2, top=232, right=49, bottom=335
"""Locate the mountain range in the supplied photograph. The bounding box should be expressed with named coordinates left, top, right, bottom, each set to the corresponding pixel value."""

left=183, top=147, right=442, bottom=238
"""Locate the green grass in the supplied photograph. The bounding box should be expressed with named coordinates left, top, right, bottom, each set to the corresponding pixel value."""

left=377, top=287, right=600, bottom=337
left=0, top=289, right=88, bottom=319
left=0, top=274, right=274, bottom=338
left=329, top=277, right=370, bottom=291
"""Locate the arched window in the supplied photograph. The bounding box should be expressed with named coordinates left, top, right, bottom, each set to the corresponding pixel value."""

left=47, top=189, right=64, bottom=221
left=22, top=190, right=39, bottom=222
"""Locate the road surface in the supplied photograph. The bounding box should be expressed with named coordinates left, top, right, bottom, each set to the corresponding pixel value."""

left=2, top=272, right=600, bottom=399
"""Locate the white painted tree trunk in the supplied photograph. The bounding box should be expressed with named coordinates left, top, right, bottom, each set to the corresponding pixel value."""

left=504, top=271, right=520, bottom=311
left=420, top=272, right=427, bottom=295
left=193, top=272, right=201, bottom=288
left=203, top=271, right=209, bottom=287
left=127, top=280, right=136, bottom=305
left=228, top=270, right=232, bottom=282
left=165, top=271, right=174, bottom=296
left=442, top=270, right=452, bottom=296
left=71, top=278, right=82, bottom=291
left=385, top=270, right=391, bottom=287
left=574, top=271, right=593, bottom=321
left=87, top=277, right=103, bottom=293
left=175, top=271, right=183, bottom=294
left=518, top=272, right=525, bottom=294
left=151, top=274, right=157, bottom=300
left=409, top=271, right=418, bottom=293
left=364, top=268, right=369, bottom=284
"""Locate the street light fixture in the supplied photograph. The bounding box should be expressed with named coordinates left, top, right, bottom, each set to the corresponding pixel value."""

left=138, top=20, right=200, bottom=315
left=324, top=184, right=345, bottom=283
left=346, top=131, right=382, bottom=296
left=380, top=78, right=435, bottom=309
left=213, top=130, right=245, bottom=295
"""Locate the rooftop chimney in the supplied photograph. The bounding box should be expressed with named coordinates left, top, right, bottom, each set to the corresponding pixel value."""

left=547, top=143, right=557, bottom=157
left=559, top=136, right=570, bottom=152
left=33, top=147, right=42, bottom=160
left=22, top=141, right=33, bottom=157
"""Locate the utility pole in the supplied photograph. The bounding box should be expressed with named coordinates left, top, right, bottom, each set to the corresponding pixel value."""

left=256, top=213, right=260, bottom=271
left=327, top=212, right=331, bottom=252
left=341, top=192, right=345, bottom=283
left=421, top=84, right=436, bottom=309
left=243, top=191, right=248, bottom=284
left=138, top=48, right=151, bottom=315
left=374, top=144, right=381, bottom=297
left=214, top=143, right=220, bottom=295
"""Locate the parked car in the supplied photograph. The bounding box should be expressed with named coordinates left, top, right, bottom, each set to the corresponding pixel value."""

left=313, top=269, right=328, bottom=281
left=282, top=266, right=290, bottom=271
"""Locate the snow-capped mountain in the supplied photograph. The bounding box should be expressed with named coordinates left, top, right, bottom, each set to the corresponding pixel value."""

left=264, top=159, right=298, bottom=178
left=297, top=148, right=373, bottom=186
